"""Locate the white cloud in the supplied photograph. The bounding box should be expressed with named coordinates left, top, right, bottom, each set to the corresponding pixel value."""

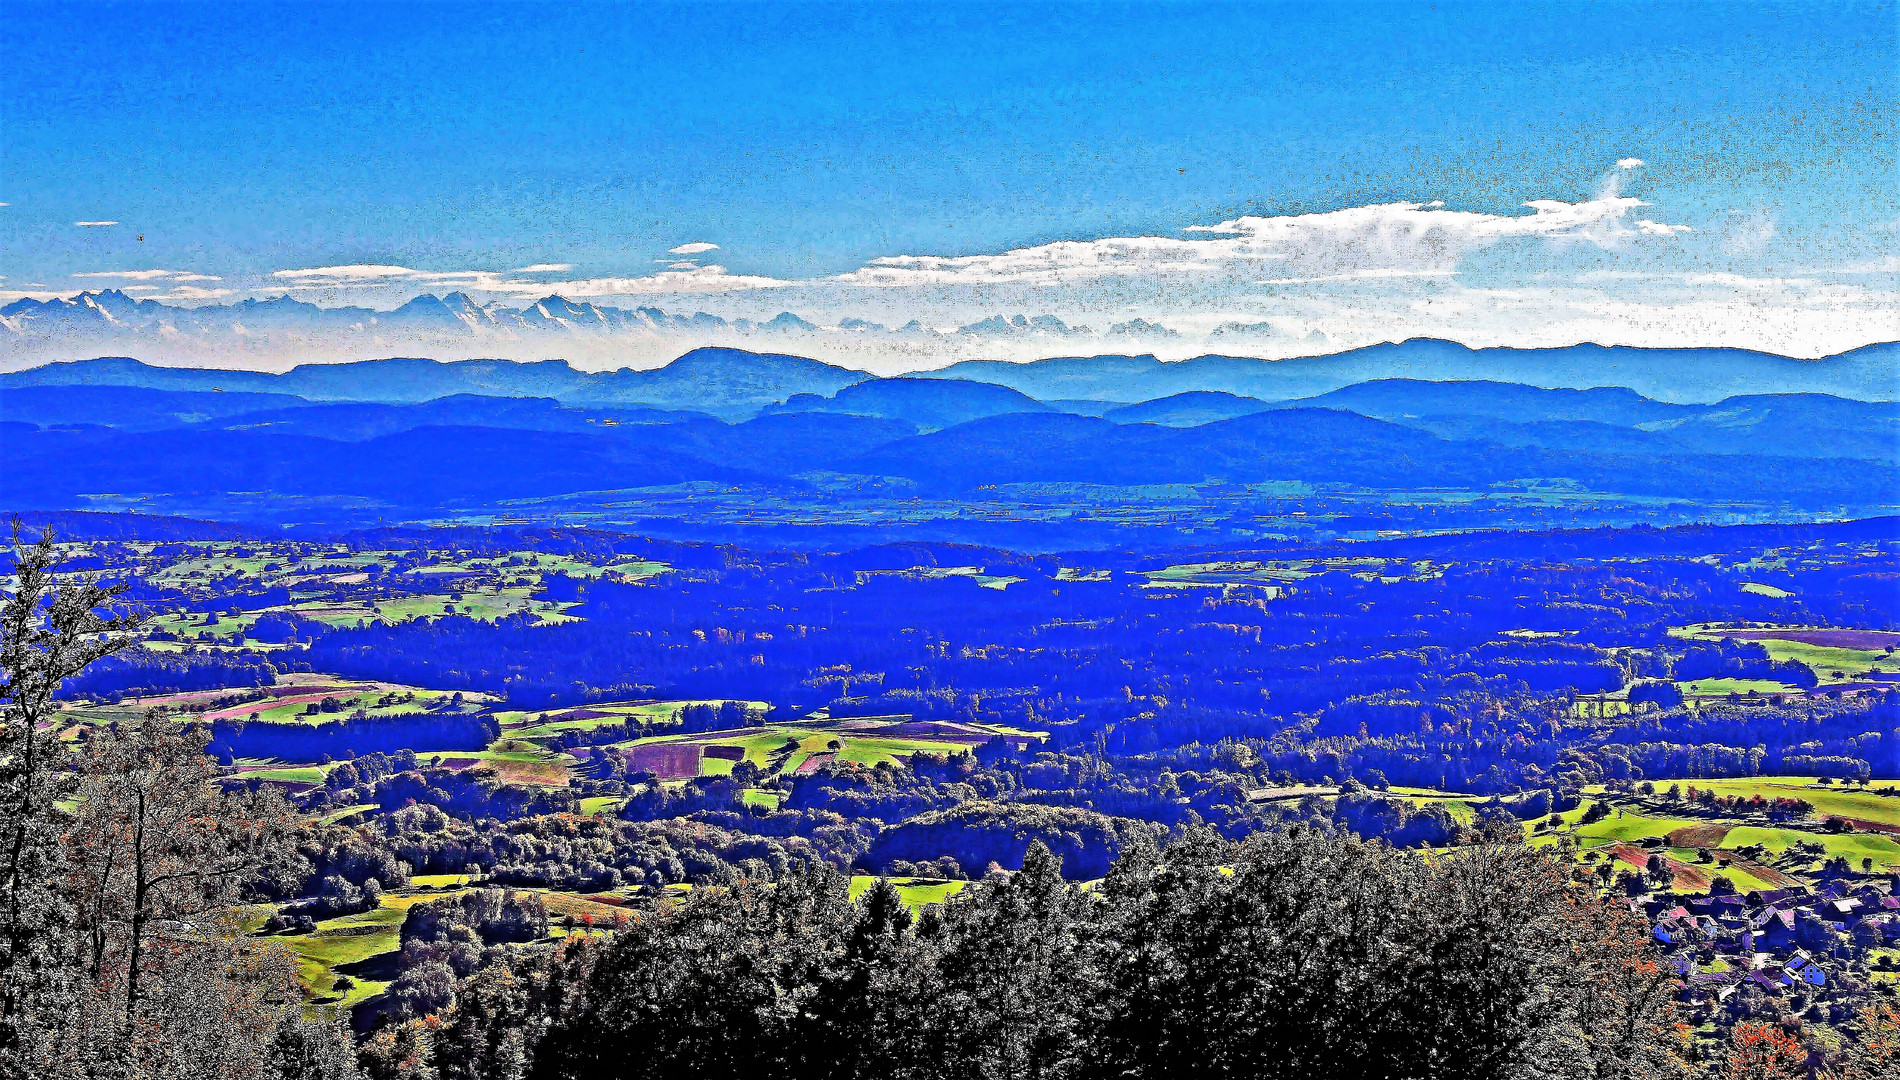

left=123, top=284, right=235, bottom=302
left=521, top=265, right=790, bottom=297
left=271, top=264, right=433, bottom=282
left=18, top=168, right=1888, bottom=367
left=266, top=261, right=790, bottom=297
left=73, top=269, right=223, bottom=282
left=1721, top=209, right=1778, bottom=256
left=74, top=220, right=119, bottom=227
left=1573, top=270, right=1823, bottom=290
left=1833, top=256, right=1900, bottom=274
left=837, top=194, right=1682, bottom=288
left=1617, top=157, right=1644, bottom=169
left=1258, top=269, right=1459, bottom=286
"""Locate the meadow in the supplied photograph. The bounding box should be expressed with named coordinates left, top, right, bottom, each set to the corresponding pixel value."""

left=256, top=868, right=973, bottom=1016
left=1671, top=622, right=1900, bottom=686
left=1523, top=775, right=1900, bottom=890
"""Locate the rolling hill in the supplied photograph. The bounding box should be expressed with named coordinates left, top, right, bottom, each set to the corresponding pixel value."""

left=1104, top=391, right=1276, bottom=426
left=0, top=348, right=870, bottom=416
left=925, top=339, right=1900, bottom=404
left=765, top=377, right=1052, bottom=431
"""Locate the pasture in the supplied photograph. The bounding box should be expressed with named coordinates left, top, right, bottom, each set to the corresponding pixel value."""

left=848, top=875, right=971, bottom=911
left=165, top=673, right=485, bottom=726
left=1532, top=776, right=1900, bottom=889
left=260, top=871, right=968, bottom=1014
left=1677, top=677, right=1800, bottom=699
left=498, top=698, right=767, bottom=741
left=419, top=743, right=578, bottom=786
left=118, top=540, right=678, bottom=658
left=603, top=714, right=1039, bottom=782
left=1671, top=622, right=1900, bottom=686
left=264, top=881, right=630, bottom=1013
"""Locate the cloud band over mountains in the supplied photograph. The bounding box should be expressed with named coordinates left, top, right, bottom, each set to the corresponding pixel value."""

left=4, top=177, right=1895, bottom=372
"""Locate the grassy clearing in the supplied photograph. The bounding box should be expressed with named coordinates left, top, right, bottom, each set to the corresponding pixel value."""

left=231, top=764, right=331, bottom=785
left=278, top=894, right=436, bottom=1011
left=1385, top=788, right=1485, bottom=823
left=417, top=745, right=576, bottom=786
left=501, top=699, right=765, bottom=741
left=318, top=803, right=378, bottom=825
left=1658, top=777, right=1900, bottom=828
left=1562, top=812, right=1710, bottom=845
left=848, top=876, right=971, bottom=911
left=1676, top=677, right=1800, bottom=698
left=273, top=883, right=626, bottom=1012
left=1671, top=623, right=1900, bottom=685
left=831, top=735, right=975, bottom=767
left=606, top=716, right=1025, bottom=781
left=1721, top=825, right=1900, bottom=870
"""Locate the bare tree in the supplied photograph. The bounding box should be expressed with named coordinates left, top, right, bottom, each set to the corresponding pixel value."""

left=0, top=519, right=137, bottom=1067
left=68, top=719, right=299, bottom=1033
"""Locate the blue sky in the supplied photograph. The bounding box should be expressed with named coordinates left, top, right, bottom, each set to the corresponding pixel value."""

left=2, top=1, right=1895, bottom=367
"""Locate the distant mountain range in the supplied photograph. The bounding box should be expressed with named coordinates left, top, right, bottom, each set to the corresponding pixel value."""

left=1, top=290, right=752, bottom=339
left=927, top=339, right=1900, bottom=404
left=0, top=290, right=1200, bottom=348
left=5, top=291, right=1894, bottom=403
left=7, top=334, right=1897, bottom=414
left=762, top=378, right=1054, bottom=432
left=4, top=384, right=1891, bottom=533
left=0, top=349, right=869, bottom=419
left=2, top=346, right=1895, bottom=534
left=0, top=290, right=1185, bottom=371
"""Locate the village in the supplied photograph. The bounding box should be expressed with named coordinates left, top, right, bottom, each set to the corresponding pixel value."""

left=1645, top=864, right=1900, bottom=1027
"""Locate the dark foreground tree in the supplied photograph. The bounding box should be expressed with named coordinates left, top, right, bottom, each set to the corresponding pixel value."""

left=0, top=523, right=342, bottom=1080
left=0, top=521, right=137, bottom=1073
left=516, top=831, right=1686, bottom=1080
left=58, top=717, right=308, bottom=1076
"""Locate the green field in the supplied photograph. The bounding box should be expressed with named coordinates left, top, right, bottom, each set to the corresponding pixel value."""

left=417, top=744, right=577, bottom=786
left=235, top=764, right=331, bottom=785
left=1540, top=810, right=1710, bottom=845
left=1671, top=623, right=1900, bottom=686
left=848, top=875, right=971, bottom=911
left=1677, top=677, right=1799, bottom=698
left=1720, top=825, right=1900, bottom=870
left=1658, top=776, right=1900, bottom=826
left=1532, top=777, right=1900, bottom=887
left=195, top=677, right=483, bottom=726
left=612, top=717, right=1016, bottom=780
left=277, top=895, right=432, bottom=1011
left=268, top=882, right=629, bottom=1012
left=500, top=699, right=766, bottom=741
left=128, top=542, right=677, bottom=656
